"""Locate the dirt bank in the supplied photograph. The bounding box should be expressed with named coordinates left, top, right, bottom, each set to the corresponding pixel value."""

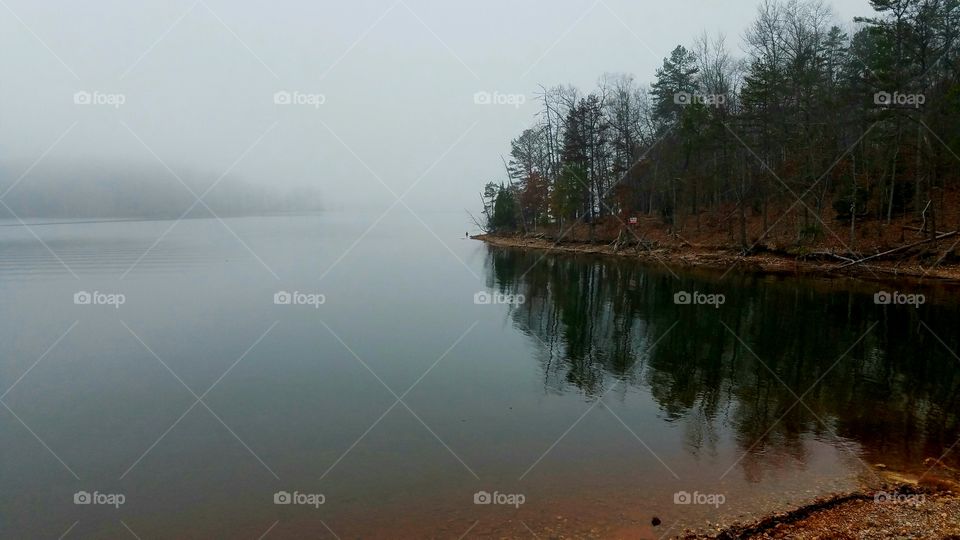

left=475, top=232, right=960, bottom=286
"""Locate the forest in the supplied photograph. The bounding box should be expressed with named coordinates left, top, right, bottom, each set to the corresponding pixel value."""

left=481, top=0, right=960, bottom=255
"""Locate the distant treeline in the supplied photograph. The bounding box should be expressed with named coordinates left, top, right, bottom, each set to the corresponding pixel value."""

left=0, top=161, right=322, bottom=219
left=483, top=0, right=960, bottom=246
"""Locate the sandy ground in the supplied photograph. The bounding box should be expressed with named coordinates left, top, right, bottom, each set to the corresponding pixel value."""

left=677, top=488, right=960, bottom=539
left=743, top=493, right=960, bottom=539
left=672, top=458, right=960, bottom=539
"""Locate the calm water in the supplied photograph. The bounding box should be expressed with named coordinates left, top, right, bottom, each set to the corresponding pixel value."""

left=1, top=213, right=958, bottom=539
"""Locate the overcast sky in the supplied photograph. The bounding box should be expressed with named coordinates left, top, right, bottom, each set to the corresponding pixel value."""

left=0, top=0, right=874, bottom=214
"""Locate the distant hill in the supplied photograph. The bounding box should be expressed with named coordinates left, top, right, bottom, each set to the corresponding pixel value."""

left=0, top=160, right=323, bottom=219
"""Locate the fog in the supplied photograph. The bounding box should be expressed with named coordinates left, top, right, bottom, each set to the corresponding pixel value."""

left=0, top=0, right=872, bottom=218
left=0, top=160, right=323, bottom=218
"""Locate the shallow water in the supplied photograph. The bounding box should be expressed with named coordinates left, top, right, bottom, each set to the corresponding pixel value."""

left=1, top=212, right=957, bottom=538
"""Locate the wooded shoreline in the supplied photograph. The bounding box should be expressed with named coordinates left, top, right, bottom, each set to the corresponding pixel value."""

left=476, top=0, right=960, bottom=297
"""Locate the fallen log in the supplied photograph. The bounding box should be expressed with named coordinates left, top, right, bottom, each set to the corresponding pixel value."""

left=838, top=230, right=958, bottom=268
left=803, top=251, right=855, bottom=263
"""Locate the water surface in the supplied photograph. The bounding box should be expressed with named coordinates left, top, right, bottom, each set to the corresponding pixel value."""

left=1, top=213, right=957, bottom=538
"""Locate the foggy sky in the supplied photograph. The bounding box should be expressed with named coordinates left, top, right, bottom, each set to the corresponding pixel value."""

left=0, top=0, right=874, bottom=215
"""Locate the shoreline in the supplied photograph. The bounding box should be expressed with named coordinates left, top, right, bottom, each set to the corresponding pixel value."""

left=474, top=233, right=960, bottom=287
left=680, top=478, right=960, bottom=539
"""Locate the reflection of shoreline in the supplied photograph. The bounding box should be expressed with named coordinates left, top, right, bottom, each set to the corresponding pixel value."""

left=474, top=233, right=960, bottom=287
left=483, top=243, right=960, bottom=480
left=482, top=243, right=960, bottom=537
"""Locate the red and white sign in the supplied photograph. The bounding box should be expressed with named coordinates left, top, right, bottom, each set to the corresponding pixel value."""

left=628, top=217, right=638, bottom=225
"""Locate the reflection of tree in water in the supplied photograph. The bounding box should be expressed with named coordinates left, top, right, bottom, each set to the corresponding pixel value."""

left=486, top=248, right=660, bottom=396
left=485, top=246, right=960, bottom=472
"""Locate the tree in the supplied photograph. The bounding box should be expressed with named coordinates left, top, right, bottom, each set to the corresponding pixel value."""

left=489, top=184, right=519, bottom=232
left=650, top=45, right=700, bottom=126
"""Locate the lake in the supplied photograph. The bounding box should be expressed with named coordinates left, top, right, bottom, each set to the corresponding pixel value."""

left=1, top=212, right=958, bottom=538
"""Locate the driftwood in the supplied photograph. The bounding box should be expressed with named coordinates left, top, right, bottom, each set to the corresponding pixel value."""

left=611, top=229, right=627, bottom=252
left=838, top=230, right=958, bottom=268
left=609, top=228, right=658, bottom=252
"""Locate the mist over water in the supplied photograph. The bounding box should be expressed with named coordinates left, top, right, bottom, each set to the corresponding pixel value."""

left=0, top=161, right=322, bottom=219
